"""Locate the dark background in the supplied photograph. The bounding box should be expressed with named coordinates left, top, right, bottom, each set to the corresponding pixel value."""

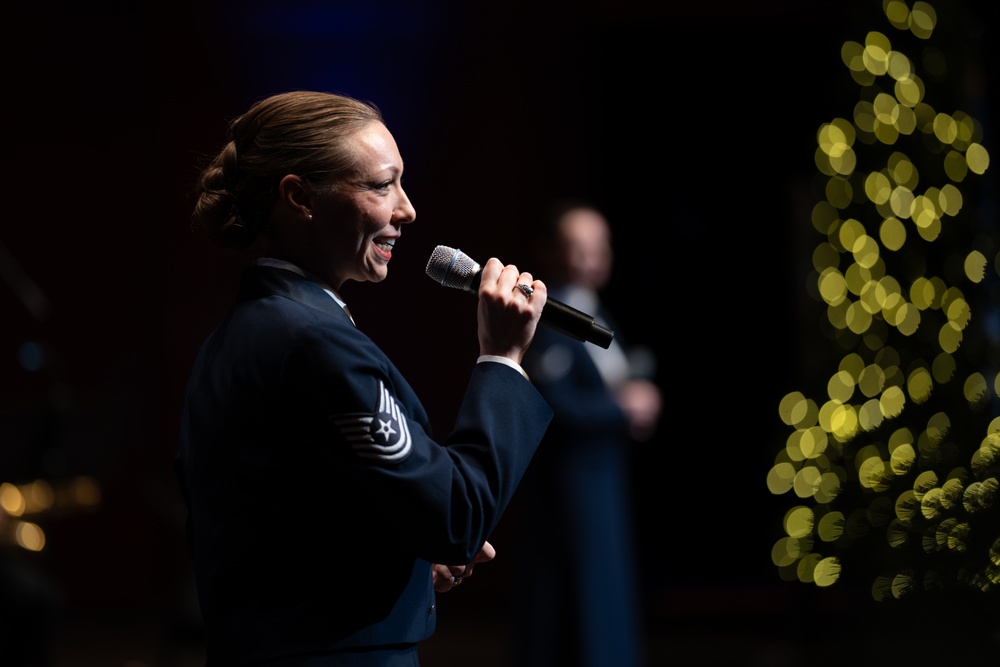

left=1, top=1, right=997, bottom=665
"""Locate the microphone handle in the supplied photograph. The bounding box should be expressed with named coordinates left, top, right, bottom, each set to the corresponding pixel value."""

left=542, top=298, right=614, bottom=349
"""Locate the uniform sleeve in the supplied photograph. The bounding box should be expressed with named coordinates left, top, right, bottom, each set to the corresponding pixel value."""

left=287, top=318, right=552, bottom=566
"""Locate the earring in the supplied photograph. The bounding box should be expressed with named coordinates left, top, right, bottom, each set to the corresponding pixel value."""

left=308, top=214, right=313, bottom=220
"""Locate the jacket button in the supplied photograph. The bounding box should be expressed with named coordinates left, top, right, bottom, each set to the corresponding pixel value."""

left=427, top=604, right=436, bottom=617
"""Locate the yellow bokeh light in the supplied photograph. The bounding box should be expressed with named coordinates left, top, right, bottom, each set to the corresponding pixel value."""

left=771, top=538, right=797, bottom=567
left=908, top=1, right=936, bottom=39
left=815, top=472, right=843, bottom=504
left=931, top=352, right=956, bottom=383
left=911, top=194, right=940, bottom=230
left=845, top=300, right=873, bottom=334
left=863, top=31, right=891, bottom=75
left=827, top=370, right=855, bottom=403
left=22, top=480, right=54, bottom=514
left=865, top=170, right=893, bottom=204
left=933, top=112, right=958, bottom=144
left=886, top=50, right=912, bottom=81
left=880, top=385, right=906, bottom=419
left=909, top=276, right=934, bottom=309
left=946, top=521, right=971, bottom=552
left=811, top=203, right=841, bottom=236
left=940, top=478, right=964, bottom=509
left=785, top=506, right=815, bottom=538
left=966, top=142, right=990, bottom=175
left=944, top=296, right=971, bottom=328
left=914, top=470, right=939, bottom=499
left=884, top=0, right=909, bottom=28
left=938, top=182, right=963, bottom=214
left=15, top=521, right=45, bottom=552
left=895, top=75, right=924, bottom=107
left=818, top=119, right=855, bottom=155
left=826, top=175, right=854, bottom=209
left=845, top=262, right=875, bottom=296
left=964, top=250, right=987, bottom=283
left=852, top=235, right=880, bottom=269
left=895, top=490, right=919, bottom=522
left=841, top=40, right=865, bottom=71
left=0, top=483, right=25, bottom=517
left=963, top=372, right=988, bottom=406
left=858, top=398, right=884, bottom=431
left=872, top=575, right=894, bottom=601
left=889, top=441, right=916, bottom=475
left=970, top=432, right=999, bottom=477
left=767, top=462, right=797, bottom=495
left=778, top=391, right=806, bottom=426
left=858, top=364, right=886, bottom=397
left=907, top=366, right=933, bottom=403
left=813, top=556, right=841, bottom=587
left=860, top=456, right=893, bottom=491
left=888, top=151, right=918, bottom=187
left=892, top=573, right=918, bottom=598
left=817, top=511, right=845, bottom=542
left=800, top=426, right=829, bottom=460
left=854, top=100, right=876, bottom=134
left=879, top=216, right=906, bottom=250
left=889, top=185, right=915, bottom=218
left=943, top=149, right=969, bottom=182
left=962, top=479, right=999, bottom=514
left=839, top=218, right=866, bottom=252
left=793, top=466, right=823, bottom=499
left=818, top=268, right=848, bottom=306
left=938, top=320, right=963, bottom=354
left=887, top=518, right=909, bottom=547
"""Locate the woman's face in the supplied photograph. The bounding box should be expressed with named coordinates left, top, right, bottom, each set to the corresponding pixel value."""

left=311, top=121, right=416, bottom=288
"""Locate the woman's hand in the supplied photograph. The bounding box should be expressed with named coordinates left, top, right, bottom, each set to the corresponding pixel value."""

left=432, top=540, right=497, bottom=592
left=476, top=258, right=546, bottom=364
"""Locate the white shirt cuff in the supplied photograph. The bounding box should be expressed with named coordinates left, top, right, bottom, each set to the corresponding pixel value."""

left=477, top=355, right=529, bottom=380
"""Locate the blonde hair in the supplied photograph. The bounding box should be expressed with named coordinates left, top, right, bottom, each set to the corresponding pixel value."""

left=191, top=90, right=384, bottom=248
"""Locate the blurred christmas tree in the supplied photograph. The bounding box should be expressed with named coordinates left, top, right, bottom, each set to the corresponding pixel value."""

left=769, top=0, right=998, bottom=602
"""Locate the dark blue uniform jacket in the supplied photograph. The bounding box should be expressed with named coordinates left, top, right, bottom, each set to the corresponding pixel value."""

left=176, top=265, right=552, bottom=664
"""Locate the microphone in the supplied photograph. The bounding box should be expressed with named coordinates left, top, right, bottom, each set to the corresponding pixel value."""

left=425, top=245, right=614, bottom=349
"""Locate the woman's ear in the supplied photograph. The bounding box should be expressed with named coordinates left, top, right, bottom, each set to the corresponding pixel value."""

left=278, top=174, right=313, bottom=220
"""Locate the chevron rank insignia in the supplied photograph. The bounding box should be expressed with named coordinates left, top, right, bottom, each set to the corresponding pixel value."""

left=333, top=379, right=412, bottom=463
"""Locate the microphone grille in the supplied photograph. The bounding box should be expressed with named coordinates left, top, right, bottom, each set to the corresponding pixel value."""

left=425, top=245, right=480, bottom=292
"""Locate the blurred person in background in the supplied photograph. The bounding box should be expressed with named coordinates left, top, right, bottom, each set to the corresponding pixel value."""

left=512, top=199, right=662, bottom=667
